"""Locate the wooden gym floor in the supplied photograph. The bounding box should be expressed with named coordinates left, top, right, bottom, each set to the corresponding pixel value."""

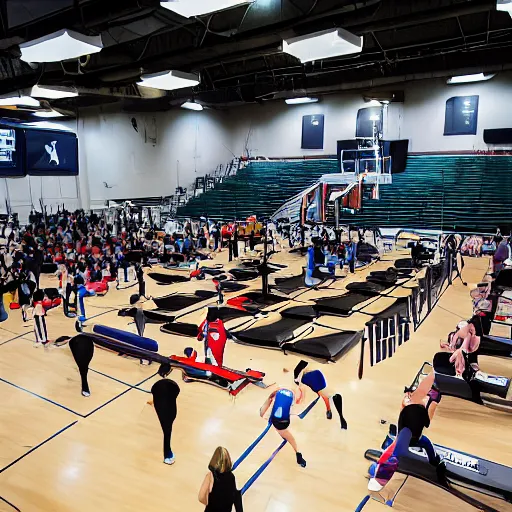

left=0, top=248, right=511, bottom=512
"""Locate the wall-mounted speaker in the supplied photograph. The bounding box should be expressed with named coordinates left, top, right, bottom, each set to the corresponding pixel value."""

left=382, top=139, right=409, bottom=174
left=484, top=128, right=512, bottom=144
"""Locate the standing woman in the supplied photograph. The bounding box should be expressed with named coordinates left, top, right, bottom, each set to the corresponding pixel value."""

left=198, top=447, right=243, bottom=512
left=150, top=363, right=180, bottom=465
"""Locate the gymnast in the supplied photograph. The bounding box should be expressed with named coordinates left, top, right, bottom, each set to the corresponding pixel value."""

left=259, top=387, right=307, bottom=468
left=32, top=289, right=49, bottom=346
left=74, top=274, right=96, bottom=325
left=293, top=360, right=347, bottom=429
left=197, top=307, right=228, bottom=367
left=148, top=363, right=180, bottom=465
left=368, top=372, right=443, bottom=492
left=441, top=316, right=488, bottom=375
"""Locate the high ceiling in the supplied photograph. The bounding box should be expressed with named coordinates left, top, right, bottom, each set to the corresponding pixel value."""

left=1, top=0, right=511, bottom=114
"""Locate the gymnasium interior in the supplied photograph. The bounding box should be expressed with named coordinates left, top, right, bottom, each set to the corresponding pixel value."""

left=1, top=1, right=512, bottom=511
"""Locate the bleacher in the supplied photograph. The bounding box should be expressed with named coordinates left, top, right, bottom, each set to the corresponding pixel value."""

left=177, top=155, right=512, bottom=232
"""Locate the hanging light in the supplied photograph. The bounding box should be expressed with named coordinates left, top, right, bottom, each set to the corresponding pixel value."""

left=138, top=70, right=200, bottom=91
left=447, top=73, right=496, bottom=84
left=0, top=94, right=40, bottom=107
left=160, top=0, right=253, bottom=18
left=33, top=111, right=65, bottom=118
left=31, top=85, right=78, bottom=99
left=20, top=29, right=103, bottom=63
left=181, top=101, right=203, bottom=111
left=497, top=0, right=512, bottom=15
left=283, top=28, right=363, bottom=63
left=285, top=97, right=319, bottom=105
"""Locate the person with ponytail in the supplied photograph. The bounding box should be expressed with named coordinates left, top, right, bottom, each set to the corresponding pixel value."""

left=198, top=447, right=243, bottom=512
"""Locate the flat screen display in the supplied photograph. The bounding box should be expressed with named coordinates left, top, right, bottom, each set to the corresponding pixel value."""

left=25, top=129, right=78, bottom=176
left=0, top=126, right=25, bottom=176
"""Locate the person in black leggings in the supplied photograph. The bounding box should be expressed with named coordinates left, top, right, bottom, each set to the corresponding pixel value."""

left=150, top=364, right=180, bottom=465
left=69, top=334, right=94, bottom=397
left=198, top=446, right=243, bottom=512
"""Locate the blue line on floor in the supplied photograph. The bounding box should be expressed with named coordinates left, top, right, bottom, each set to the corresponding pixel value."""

left=241, top=440, right=287, bottom=495
left=239, top=395, right=320, bottom=494
left=354, top=495, right=371, bottom=512
left=90, top=368, right=152, bottom=394
left=233, top=423, right=271, bottom=470
left=0, top=377, right=83, bottom=417
left=0, top=333, right=28, bottom=346
left=0, top=495, right=21, bottom=512
left=0, top=421, right=78, bottom=474
left=84, top=371, right=157, bottom=417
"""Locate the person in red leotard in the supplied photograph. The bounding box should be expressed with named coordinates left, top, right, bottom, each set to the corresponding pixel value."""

left=197, top=307, right=228, bottom=367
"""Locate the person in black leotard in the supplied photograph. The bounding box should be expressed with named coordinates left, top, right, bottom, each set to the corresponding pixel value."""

left=149, top=364, right=180, bottom=465
left=198, top=446, right=243, bottom=512
left=69, top=334, right=94, bottom=397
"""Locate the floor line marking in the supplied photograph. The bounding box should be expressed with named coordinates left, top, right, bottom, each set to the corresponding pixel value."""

left=0, top=421, right=78, bottom=474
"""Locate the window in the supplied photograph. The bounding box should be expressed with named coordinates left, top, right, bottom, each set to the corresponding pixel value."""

left=356, top=107, right=383, bottom=139
left=444, top=96, right=479, bottom=136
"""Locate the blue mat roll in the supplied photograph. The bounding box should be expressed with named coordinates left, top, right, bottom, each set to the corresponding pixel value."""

left=93, top=324, right=159, bottom=352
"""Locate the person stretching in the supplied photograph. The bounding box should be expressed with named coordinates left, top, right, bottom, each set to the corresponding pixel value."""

left=368, top=372, right=443, bottom=492
left=259, top=388, right=307, bottom=468
left=293, top=360, right=347, bottom=429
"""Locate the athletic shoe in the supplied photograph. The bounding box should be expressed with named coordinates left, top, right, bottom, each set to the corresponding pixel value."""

left=296, top=452, right=306, bottom=468
left=82, top=391, right=91, bottom=397
left=326, top=410, right=333, bottom=420
left=164, top=455, right=175, bottom=465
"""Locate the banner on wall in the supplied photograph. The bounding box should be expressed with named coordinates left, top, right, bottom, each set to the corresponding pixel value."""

left=25, top=129, right=78, bottom=176
left=0, top=124, right=25, bottom=176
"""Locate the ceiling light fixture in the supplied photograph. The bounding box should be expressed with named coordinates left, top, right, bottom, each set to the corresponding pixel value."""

left=447, top=73, right=496, bottom=84
left=0, top=94, right=40, bottom=107
left=160, top=0, right=253, bottom=18
left=20, top=29, right=103, bottom=63
left=364, top=100, right=383, bottom=108
left=497, top=0, right=512, bottom=16
left=138, top=70, right=200, bottom=91
left=33, top=111, right=65, bottom=118
left=283, top=28, right=363, bottom=63
left=285, top=97, right=319, bottom=105
left=31, top=85, right=78, bottom=99
left=181, top=101, right=203, bottom=111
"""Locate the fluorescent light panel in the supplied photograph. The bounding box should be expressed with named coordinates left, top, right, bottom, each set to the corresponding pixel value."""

left=33, top=111, right=65, bottom=118
left=160, top=0, right=253, bottom=18
left=20, top=29, right=103, bottom=63
left=283, top=28, right=363, bottom=63
left=181, top=102, right=203, bottom=111
left=447, top=73, right=496, bottom=84
left=0, top=94, right=40, bottom=107
left=497, top=0, right=512, bottom=15
left=31, top=85, right=78, bottom=99
left=285, top=97, right=319, bottom=105
left=138, top=70, right=200, bottom=91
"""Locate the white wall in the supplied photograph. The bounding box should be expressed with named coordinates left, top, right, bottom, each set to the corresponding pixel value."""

left=228, top=93, right=368, bottom=158
left=76, top=106, right=234, bottom=208
left=228, top=71, right=512, bottom=157
left=400, top=72, right=512, bottom=153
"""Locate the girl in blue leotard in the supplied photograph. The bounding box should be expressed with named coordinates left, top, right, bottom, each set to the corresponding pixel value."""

left=259, top=388, right=307, bottom=467
left=293, top=360, right=348, bottom=429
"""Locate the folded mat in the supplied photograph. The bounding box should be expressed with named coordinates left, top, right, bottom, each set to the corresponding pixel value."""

left=234, top=317, right=311, bottom=348
left=314, top=292, right=379, bottom=316
left=153, top=290, right=217, bottom=311
left=283, top=329, right=363, bottom=362
left=148, top=272, right=191, bottom=284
